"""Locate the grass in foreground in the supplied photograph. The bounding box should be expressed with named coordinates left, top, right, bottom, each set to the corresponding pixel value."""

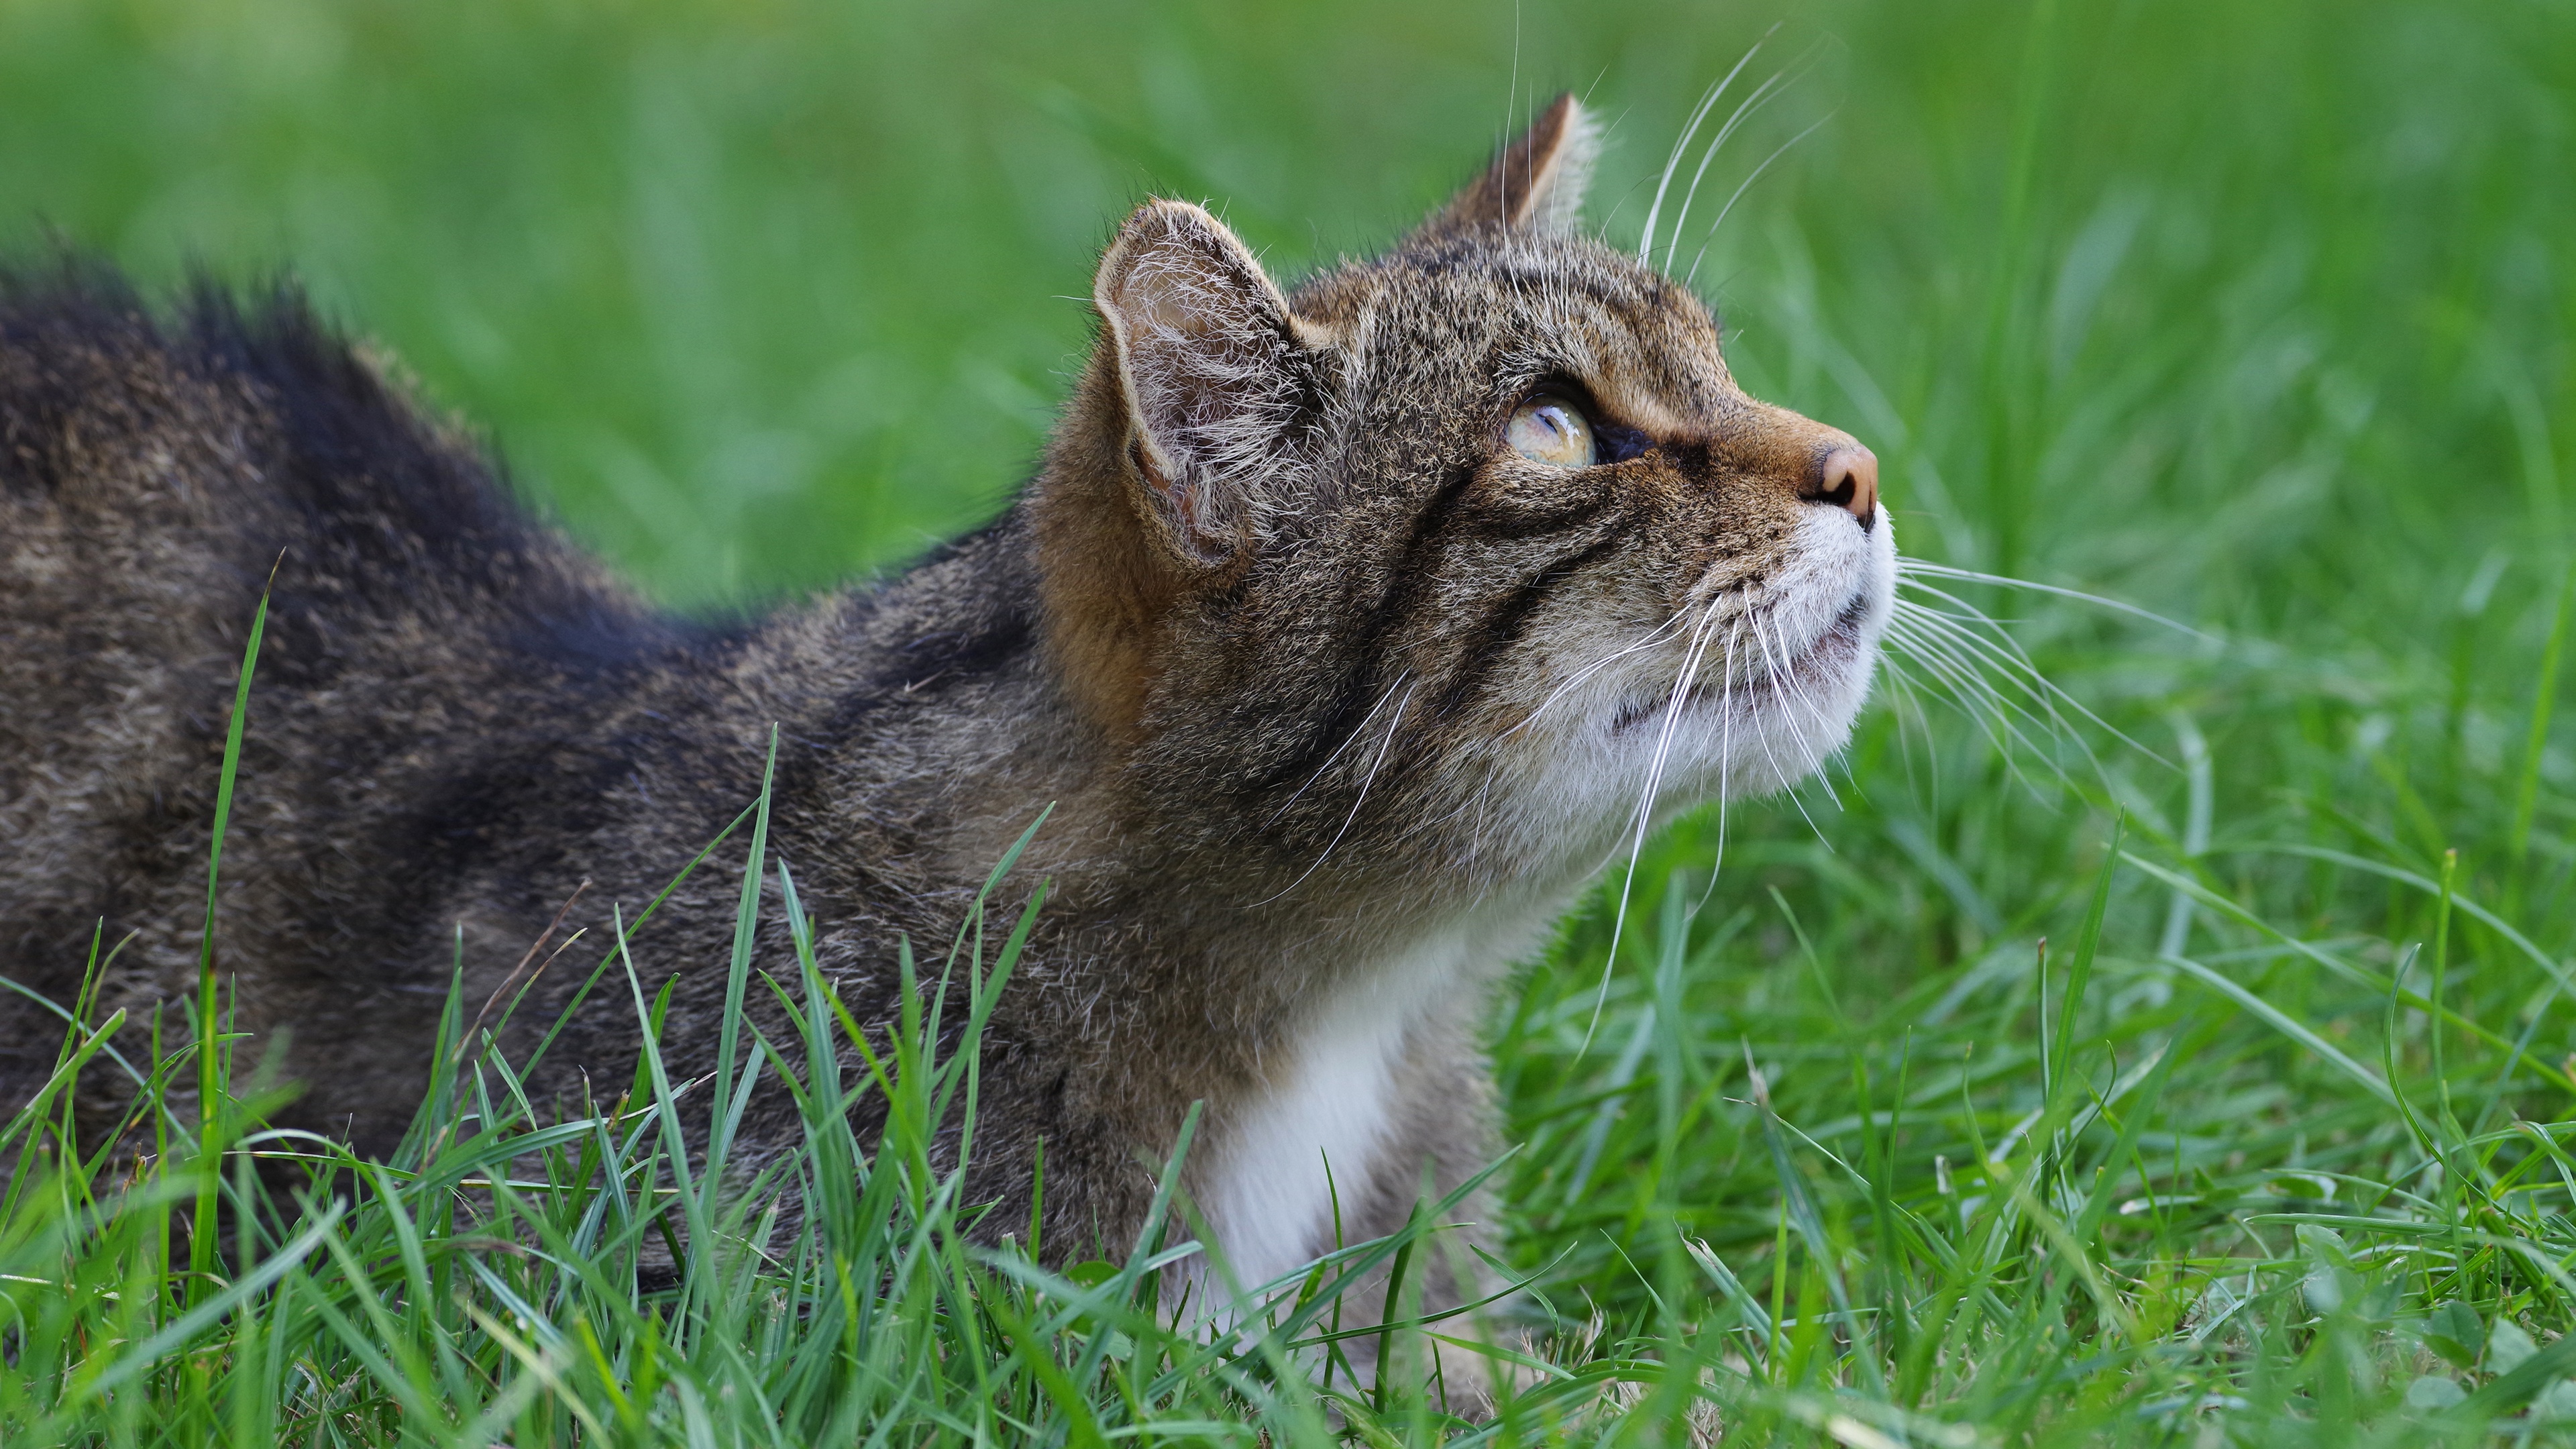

left=10, top=652, right=2576, bottom=1446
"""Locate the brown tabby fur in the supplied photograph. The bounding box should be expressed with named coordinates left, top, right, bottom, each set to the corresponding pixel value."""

left=0, top=96, right=1890, bottom=1371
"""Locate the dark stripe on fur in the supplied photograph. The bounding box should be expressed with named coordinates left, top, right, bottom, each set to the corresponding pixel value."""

left=1428, top=529, right=1628, bottom=722
left=1246, top=458, right=1484, bottom=798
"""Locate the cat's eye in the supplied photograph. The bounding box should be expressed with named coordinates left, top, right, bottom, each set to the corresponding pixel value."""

left=1506, top=395, right=1597, bottom=468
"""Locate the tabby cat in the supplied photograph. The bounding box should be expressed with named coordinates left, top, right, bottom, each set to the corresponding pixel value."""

left=0, top=95, right=1888, bottom=1360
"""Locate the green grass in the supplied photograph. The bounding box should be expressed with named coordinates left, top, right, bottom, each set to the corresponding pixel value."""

left=5, top=0, right=2576, bottom=1442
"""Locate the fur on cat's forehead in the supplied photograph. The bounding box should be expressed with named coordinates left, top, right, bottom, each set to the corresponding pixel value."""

left=1291, top=225, right=1739, bottom=434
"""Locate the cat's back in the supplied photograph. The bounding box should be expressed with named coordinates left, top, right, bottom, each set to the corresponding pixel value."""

left=0, top=262, right=660, bottom=652
left=0, top=265, right=695, bottom=1086
left=1, top=268, right=311, bottom=947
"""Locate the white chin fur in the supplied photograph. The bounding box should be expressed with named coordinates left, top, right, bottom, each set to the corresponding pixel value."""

left=1509, top=508, right=1897, bottom=855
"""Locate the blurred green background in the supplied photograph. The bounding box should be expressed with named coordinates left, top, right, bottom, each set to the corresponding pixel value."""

left=11, top=0, right=2576, bottom=1350
left=14, top=0, right=2562, bottom=619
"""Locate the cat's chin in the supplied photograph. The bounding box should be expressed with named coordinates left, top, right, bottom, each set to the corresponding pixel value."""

left=1530, top=542, right=1889, bottom=861
left=1605, top=586, right=1879, bottom=734
left=1605, top=513, right=1895, bottom=786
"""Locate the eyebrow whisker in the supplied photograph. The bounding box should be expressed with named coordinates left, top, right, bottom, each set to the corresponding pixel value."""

left=1638, top=30, right=1776, bottom=268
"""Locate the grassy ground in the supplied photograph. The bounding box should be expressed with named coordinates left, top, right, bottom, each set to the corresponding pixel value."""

left=5, top=0, right=2576, bottom=1442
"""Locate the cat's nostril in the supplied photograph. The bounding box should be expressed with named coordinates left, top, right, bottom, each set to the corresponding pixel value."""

left=1807, top=446, right=1880, bottom=528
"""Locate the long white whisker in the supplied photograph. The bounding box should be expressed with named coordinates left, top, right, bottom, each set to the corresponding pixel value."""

left=1685, top=109, right=1836, bottom=287
left=1882, top=611, right=2094, bottom=804
left=1638, top=32, right=1773, bottom=266
left=1895, top=599, right=2169, bottom=767
left=1880, top=614, right=2063, bottom=773
left=1882, top=612, right=2057, bottom=755
left=1618, top=604, right=1722, bottom=869
left=1894, top=578, right=2184, bottom=761
left=1745, top=611, right=1833, bottom=845
left=1583, top=599, right=1725, bottom=1053
left=1752, top=612, right=1832, bottom=788
left=1503, top=606, right=1699, bottom=740
left=1739, top=609, right=1799, bottom=775
left=1688, top=624, right=1745, bottom=916
left=1876, top=655, right=1943, bottom=814
left=1460, top=605, right=1705, bottom=885
left=1464, top=767, right=1499, bottom=875
left=1886, top=605, right=2070, bottom=735
left=1251, top=682, right=1417, bottom=906
left=1890, top=578, right=2051, bottom=637
left=1640, top=85, right=1725, bottom=268
left=1897, top=560, right=2214, bottom=643
left=1659, top=66, right=1794, bottom=272
left=1758, top=610, right=1847, bottom=809
left=1267, top=675, right=1409, bottom=824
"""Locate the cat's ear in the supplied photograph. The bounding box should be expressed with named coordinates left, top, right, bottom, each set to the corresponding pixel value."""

left=1424, top=93, right=1601, bottom=236
left=1093, top=199, right=1315, bottom=565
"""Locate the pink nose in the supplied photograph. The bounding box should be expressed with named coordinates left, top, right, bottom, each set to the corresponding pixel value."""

left=1809, top=445, right=1879, bottom=525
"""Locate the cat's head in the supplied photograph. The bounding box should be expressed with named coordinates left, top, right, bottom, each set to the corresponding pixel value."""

left=1035, top=95, right=1893, bottom=899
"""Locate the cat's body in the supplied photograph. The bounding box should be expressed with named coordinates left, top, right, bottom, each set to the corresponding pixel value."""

left=0, top=98, right=1890, bottom=1348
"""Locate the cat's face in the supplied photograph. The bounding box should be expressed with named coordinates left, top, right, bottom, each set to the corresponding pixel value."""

left=1040, top=96, right=1893, bottom=897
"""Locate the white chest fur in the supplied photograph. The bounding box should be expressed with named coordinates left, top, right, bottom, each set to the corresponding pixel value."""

left=1189, top=906, right=1550, bottom=1294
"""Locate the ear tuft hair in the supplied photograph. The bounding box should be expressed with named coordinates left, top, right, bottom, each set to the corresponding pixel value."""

left=1426, top=93, right=1601, bottom=236
left=1092, top=200, right=1312, bottom=564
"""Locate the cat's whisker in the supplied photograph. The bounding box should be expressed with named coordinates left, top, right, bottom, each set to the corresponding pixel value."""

left=1883, top=606, right=2059, bottom=736
left=1880, top=610, right=2055, bottom=756
left=1411, top=732, right=1525, bottom=861
left=1623, top=603, right=1721, bottom=849
left=1898, top=559, right=2214, bottom=642
left=1583, top=598, right=1726, bottom=1051
left=1251, top=681, right=1418, bottom=907
left=1267, top=674, right=1411, bottom=824
left=1684, top=625, right=1746, bottom=916
left=1888, top=603, right=2072, bottom=719
left=1684, top=108, right=1837, bottom=288
left=1660, top=65, right=1796, bottom=272
left=1873, top=655, right=1952, bottom=815
left=1502, top=604, right=1699, bottom=741
left=1891, top=578, right=2172, bottom=761
left=1890, top=596, right=2168, bottom=768
left=1878, top=610, right=2085, bottom=796
left=1450, top=600, right=1703, bottom=882
left=1755, top=609, right=1843, bottom=765
left=1879, top=651, right=2060, bottom=803
left=1746, top=611, right=1837, bottom=845
left=1878, top=615, right=2053, bottom=767
left=1638, top=31, right=1774, bottom=268
left=1768, top=612, right=1849, bottom=811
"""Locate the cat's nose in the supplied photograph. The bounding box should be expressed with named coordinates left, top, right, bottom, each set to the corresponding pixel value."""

left=1806, top=445, right=1879, bottom=527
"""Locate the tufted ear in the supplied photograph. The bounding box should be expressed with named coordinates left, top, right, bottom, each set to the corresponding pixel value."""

left=1423, top=92, right=1601, bottom=236
left=1093, top=199, right=1317, bottom=565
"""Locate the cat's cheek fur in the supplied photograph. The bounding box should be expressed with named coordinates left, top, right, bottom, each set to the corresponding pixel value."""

left=1503, top=509, right=1895, bottom=855
left=1708, top=507, right=1897, bottom=799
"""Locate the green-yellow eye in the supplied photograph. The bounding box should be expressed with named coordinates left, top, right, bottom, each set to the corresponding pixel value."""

left=1506, top=396, right=1597, bottom=468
